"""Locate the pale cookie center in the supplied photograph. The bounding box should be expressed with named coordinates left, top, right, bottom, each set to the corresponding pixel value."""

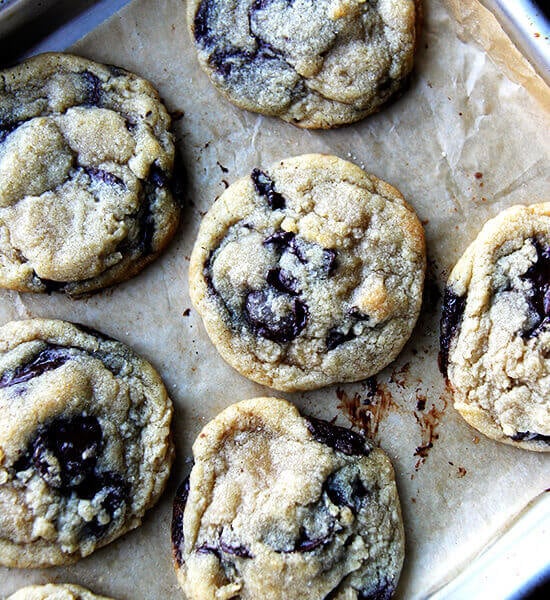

left=0, top=109, right=141, bottom=281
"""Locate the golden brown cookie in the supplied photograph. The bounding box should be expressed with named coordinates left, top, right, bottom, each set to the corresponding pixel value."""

left=0, top=319, right=174, bottom=567
left=172, top=397, right=405, bottom=600
left=0, top=53, right=179, bottom=295
left=440, top=203, right=550, bottom=451
left=187, top=0, right=417, bottom=128
left=189, top=154, right=425, bottom=391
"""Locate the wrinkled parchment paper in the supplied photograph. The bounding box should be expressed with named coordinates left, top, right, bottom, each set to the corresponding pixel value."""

left=1, top=1, right=549, bottom=598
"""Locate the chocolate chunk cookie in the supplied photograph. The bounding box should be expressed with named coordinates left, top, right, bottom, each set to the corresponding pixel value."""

left=0, top=319, right=174, bottom=567
left=6, top=584, right=114, bottom=600
left=440, top=204, right=550, bottom=452
left=172, top=397, right=405, bottom=600
left=187, top=0, right=417, bottom=128
left=0, top=53, right=179, bottom=295
left=189, top=154, right=425, bottom=391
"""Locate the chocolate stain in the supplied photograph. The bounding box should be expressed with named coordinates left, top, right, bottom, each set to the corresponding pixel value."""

left=388, top=362, right=411, bottom=389
left=336, top=378, right=399, bottom=442
left=338, top=359, right=450, bottom=470
left=416, top=395, right=427, bottom=411
left=170, top=109, right=185, bottom=121
left=413, top=393, right=449, bottom=470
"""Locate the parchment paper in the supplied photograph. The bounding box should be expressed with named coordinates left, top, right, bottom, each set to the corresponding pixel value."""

left=1, top=1, right=549, bottom=598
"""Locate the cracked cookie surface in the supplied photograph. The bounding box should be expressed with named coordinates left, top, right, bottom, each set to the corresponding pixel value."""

left=0, top=53, right=179, bottom=295
left=0, top=319, right=174, bottom=567
left=7, top=584, right=114, bottom=600
left=189, top=154, right=425, bottom=391
left=440, top=203, right=550, bottom=452
left=172, top=397, right=405, bottom=600
left=187, top=0, right=417, bottom=128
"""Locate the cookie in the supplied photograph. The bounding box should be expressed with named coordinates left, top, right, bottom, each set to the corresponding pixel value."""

left=440, top=203, right=550, bottom=452
left=0, top=52, right=179, bottom=296
left=172, top=397, right=405, bottom=600
left=6, top=584, right=114, bottom=600
left=0, top=318, right=174, bottom=567
left=187, top=0, right=417, bottom=128
left=189, top=154, right=425, bottom=391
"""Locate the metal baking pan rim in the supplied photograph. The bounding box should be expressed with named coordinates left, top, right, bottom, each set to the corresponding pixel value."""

left=0, top=1, right=548, bottom=600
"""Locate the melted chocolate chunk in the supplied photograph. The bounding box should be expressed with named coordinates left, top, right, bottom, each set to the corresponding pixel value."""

left=170, top=154, right=188, bottom=208
left=326, top=328, right=355, bottom=351
left=324, top=584, right=346, bottom=600
left=82, top=70, right=102, bottom=106
left=263, top=230, right=336, bottom=275
left=219, top=539, right=253, bottom=558
left=208, top=49, right=239, bottom=77
left=251, top=169, right=286, bottom=210
left=137, top=185, right=157, bottom=255
left=196, top=537, right=253, bottom=559
left=511, top=431, right=550, bottom=443
left=520, top=240, right=550, bottom=338
left=439, top=287, right=466, bottom=377
left=149, top=163, right=169, bottom=188
left=208, top=36, right=287, bottom=78
left=85, top=166, right=125, bottom=187
left=29, top=415, right=102, bottom=489
left=249, top=2, right=298, bottom=62
left=14, top=413, right=128, bottom=541
left=196, top=542, right=221, bottom=558
left=358, top=580, right=395, bottom=600
left=256, top=39, right=286, bottom=61
left=348, top=307, right=370, bottom=321
left=79, top=471, right=127, bottom=508
left=324, top=472, right=368, bottom=513
left=305, top=417, right=370, bottom=456
left=79, top=471, right=129, bottom=540
left=203, top=250, right=217, bottom=296
left=323, top=249, right=337, bottom=275
left=0, top=120, right=21, bottom=144
left=276, top=518, right=334, bottom=555
left=0, top=345, right=72, bottom=388
left=38, top=276, right=67, bottom=293
left=107, top=64, right=127, bottom=77
left=97, top=472, right=128, bottom=515
left=251, top=0, right=272, bottom=9
left=263, top=231, right=295, bottom=249
left=287, top=235, right=308, bottom=264
left=124, top=117, right=137, bottom=132
left=194, top=0, right=215, bottom=45
left=244, top=289, right=308, bottom=343
left=293, top=528, right=331, bottom=553
left=266, top=267, right=299, bottom=295
left=172, top=477, right=190, bottom=566
left=130, top=163, right=172, bottom=255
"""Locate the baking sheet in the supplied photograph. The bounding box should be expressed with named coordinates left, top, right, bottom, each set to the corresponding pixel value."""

left=1, top=0, right=549, bottom=598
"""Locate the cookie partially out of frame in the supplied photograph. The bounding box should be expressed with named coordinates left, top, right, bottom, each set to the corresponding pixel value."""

left=187, top=0, right=417, bottom=128
left=172, top=397, right=405, bottom=600
left=189, top=154, right=425, bottom=391
left=440, top=203, right=550, bottom=452
left=6, top=584, right=114, bottom=600
left=0, top=319, right=174, bottom=567
left=0, top=52, right=179, bottom=295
